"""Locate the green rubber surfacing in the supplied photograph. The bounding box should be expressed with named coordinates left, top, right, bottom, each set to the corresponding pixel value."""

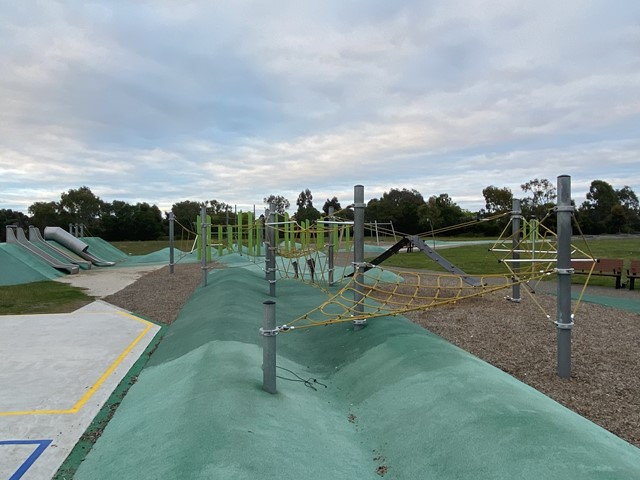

left=74, top=255, right=640, bottom=479
left=0, top=243, right=64, bottom=285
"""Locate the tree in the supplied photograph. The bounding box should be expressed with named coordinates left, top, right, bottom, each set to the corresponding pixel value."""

left=263, top=195, right=290, bottom=215
left=322, top=196, right=342, bottom=215
left=585, top=180, right=618, bottom=211
left=575, top=181, right=640, bottom=233
left=171, top=200, right=202, bottom=231
left=616, top=186, right=640, bottom=232
left=0, top=209, right=29, bottom=242
left=617, top=186, right=639, bottom=211
left=482, top=186, right=513, bottom=214
left=520, top=178, right=556, bottom=219
left=365, top=188, right=424, bottom=234
left=59, top=186, right=105, bottom=233
left=28, top=201, right=60, bottom=231
left=101, top=200, right=136, bottom=241
left=294, top=189, right=321, bottom=223
left=418, top=194, right=466, bottom=232
left=577, top=180, right=618, bottom=234
left=131, top=203, right=164, bottom=240
left=609, top=204, right=627, bottom=234
left=207, top=200, right=233, bottom=225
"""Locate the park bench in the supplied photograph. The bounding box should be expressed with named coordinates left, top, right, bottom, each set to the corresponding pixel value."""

left=571, top=258, right=624, bottom=289
left=628, top=260, right=640, bottom=291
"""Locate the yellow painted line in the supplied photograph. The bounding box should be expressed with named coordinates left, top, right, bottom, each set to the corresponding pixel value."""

left=0, top=312, right=155, bottom=417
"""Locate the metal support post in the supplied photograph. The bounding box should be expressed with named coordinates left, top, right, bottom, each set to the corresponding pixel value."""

left=264, top=209, right=270, bottom=281
left=169, top=212, right=175, bottom=274
left=328, top=207, right=335, bottom=286
left=261, top=300, right=277, bottom=394
left=353, top=185, right=366, bottom=330
left=510, top=199, right=521, bottom=302
left=267, top=204, right=276, bottom=297
left=556, top=175, right=573, bottom=378
left=201, top=204, right=208, bottom=287
left=374, top=220, right=379, bottom=245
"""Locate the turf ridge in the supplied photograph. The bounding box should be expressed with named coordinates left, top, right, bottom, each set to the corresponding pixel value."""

left=74, top=255, right=640, bottom=479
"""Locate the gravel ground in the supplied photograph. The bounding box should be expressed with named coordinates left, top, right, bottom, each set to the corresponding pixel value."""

left=103, top=262, right=640, bottom=448
left=103, top=263, right=207, bottom=324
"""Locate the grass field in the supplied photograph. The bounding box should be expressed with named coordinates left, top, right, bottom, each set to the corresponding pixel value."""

left=111, top=240, right=173, bottom=255
left=372, top=237, right=640, bottom=288
left=0, top=281, right=92, bottom=315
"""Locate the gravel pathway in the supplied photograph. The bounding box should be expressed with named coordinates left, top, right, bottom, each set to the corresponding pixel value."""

left=104, top=263, right=206, bottom=324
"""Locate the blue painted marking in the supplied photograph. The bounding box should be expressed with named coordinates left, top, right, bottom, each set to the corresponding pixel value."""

left=0, top=440, right=53, bottom=480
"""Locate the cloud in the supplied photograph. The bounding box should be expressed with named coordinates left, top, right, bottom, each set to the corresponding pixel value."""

left=1, top=1, right=639, bottom=217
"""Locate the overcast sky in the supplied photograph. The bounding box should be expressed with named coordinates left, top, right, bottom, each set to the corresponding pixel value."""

left=1, top=1, right=639, bottom=216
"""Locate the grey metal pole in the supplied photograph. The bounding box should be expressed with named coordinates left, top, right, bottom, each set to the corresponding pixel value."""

left=169, top=212, right=175, bottom=274
left=328, top=207, right=335, bottom=286
left=353, top=185, right=366, bottom=330
left=510, top=198, right=521, bottom=302
left=264, top=208, right=270, bottom=282
left=268, top=203, right=276, bottom=297
left=556, top=175, right=573, bottom=378
left=374, top=220, right=379, bottom=245
left=261, top=300, right=277, bottom=394
left=201, top=205, right=208, bottom=287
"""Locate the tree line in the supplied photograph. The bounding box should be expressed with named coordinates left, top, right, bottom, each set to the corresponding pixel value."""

left=1, top=179, right=638, bottom=242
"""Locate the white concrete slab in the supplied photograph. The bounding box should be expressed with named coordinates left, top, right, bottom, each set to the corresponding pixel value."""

left=0, top=301, right=161, bottom=480
left=54, top=264, right=165, bottom=297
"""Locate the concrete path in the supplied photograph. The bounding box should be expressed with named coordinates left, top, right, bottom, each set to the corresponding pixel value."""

left=0, top=301, right=160, bottom=480
left=53, top=264, right=165, bottom=298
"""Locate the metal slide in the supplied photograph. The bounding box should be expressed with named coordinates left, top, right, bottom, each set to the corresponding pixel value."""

left=43, top=227, right=115, bottom=266
left=408, top=236, right=482, bottom=287
left=344, top=237, right=411, bottom=277
left=28, top=226, right=92, bottom=269
left=345, top=235, right=481, bottom=287
left=5, top=226, right=79, bottom=274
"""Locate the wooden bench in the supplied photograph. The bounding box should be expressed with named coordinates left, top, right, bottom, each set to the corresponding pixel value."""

left=571, top=258, right=624, bottom=289
left=628, top=260, right=640, bottom=291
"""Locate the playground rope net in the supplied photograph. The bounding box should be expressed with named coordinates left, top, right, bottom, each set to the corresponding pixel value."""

left=174, top=218, right=199, bottom=264
left=281, top=266, right=554, bottom=331
left=271, top=211, right=596, bottom=332
left=197, top=209, right=596, bottom=331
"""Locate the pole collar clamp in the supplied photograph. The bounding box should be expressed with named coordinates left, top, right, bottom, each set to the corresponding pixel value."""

left=260, top=325, right=294, bottom=336
left=352, top=319, right=367, bottom=325
left=555, top=206, right=574, bottom=212
left=352, top=261, right=373, bottom=268
left=353, top=202, right=367, bottom=208
left=554, top=268, right=574, bottom=275
left=555, top=321, right=574, bottom=330
left=260, top=327, right=279, bottom=337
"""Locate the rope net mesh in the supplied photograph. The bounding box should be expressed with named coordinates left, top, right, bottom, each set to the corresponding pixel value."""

left=173, top=218, right=199, bottom=264
left=284, top=267, right=554, bottom=331
left=196, top=210, right=594, bottom=330
left=265, top=212, right=596, bottom=331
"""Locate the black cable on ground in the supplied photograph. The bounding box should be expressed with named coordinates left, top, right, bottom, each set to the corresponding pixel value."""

left=276, top=366, right=328, bottom=391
